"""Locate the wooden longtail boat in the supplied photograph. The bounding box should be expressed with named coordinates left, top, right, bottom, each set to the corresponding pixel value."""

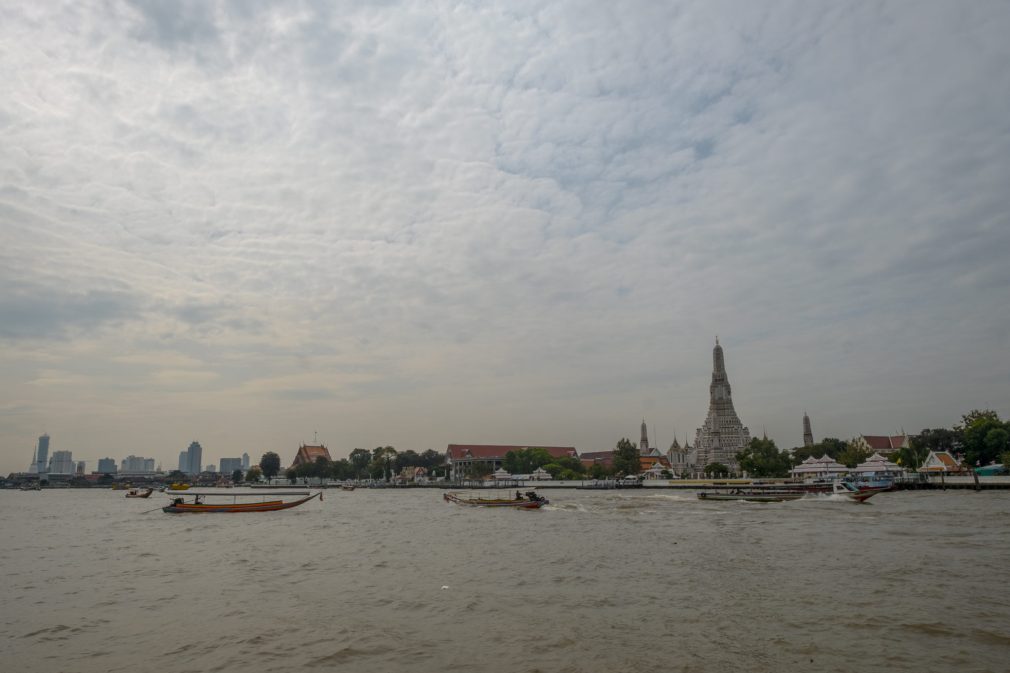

left=443, top=491, right=548, bottom=509
left=162, top=491, right=321, bottom=513
left=697, top=490, right=806, bottom=503
left=832, top=481, right=884, bottom=502
left=125, top=488, right=153, bottom=498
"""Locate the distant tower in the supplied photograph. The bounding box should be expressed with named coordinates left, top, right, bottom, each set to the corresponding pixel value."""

left=186, top=441, right=203, bottom=476
left=640, top=418, right=650, bottom=454
left=693, top=338, right=751, bottom=473
left=242, top=452, right=250, bottom=470
left=803, top=412, right=814, bottom=447
left=36, top=434, right=50, bottom=474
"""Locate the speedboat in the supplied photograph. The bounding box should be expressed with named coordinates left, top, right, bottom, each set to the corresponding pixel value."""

left=444, top=490, right=548, bottom=509
left=833, top=480, right=884, bottom=502
left=698, top=489, right=806, bottom=503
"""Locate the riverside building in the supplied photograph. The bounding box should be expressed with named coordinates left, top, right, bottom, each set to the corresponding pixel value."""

left=693, top=338, right=751, bottom=475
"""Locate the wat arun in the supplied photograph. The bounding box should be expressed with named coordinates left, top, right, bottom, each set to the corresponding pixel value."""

left=693, top=338, right=751, bottom=474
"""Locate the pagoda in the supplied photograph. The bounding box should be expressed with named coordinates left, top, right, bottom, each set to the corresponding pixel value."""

left=693, top=338, right=751, bottom=474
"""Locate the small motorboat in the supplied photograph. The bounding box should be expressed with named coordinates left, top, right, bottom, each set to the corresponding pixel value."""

left=341, top=485, right=355, bottom=491
left=125, top=488, right=153, bottom=498
left=444, top=490, right=549, bottom=509
left=833, top=480, right=885, bottom=502
left=168, top=483, right=190, bottom=491
left=162, top=491, right=321, bottom=513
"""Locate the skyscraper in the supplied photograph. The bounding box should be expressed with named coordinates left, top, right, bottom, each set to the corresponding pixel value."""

left=693, top=338, right=751, bottom=474
left=49, top=450, right=75, bottom=475
left=36, top=434, right=50, bottom=474
left=241, top=452, right=250, bottom=470
left=178, top=451, right=188, bottom=473
left=97, top=457, right=117, bottom=474
left=184, top=441, right=203, bottom=476
left=803, top=412, right=814, bottom=447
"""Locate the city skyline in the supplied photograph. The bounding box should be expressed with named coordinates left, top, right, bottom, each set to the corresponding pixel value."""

left=2, top=2, right=1009, bottom=474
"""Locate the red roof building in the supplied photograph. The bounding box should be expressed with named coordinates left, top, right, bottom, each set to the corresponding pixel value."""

left=445, top=444, right=577, bottom=479
left=580, top=450, right=615, bottom=470
left=290, top=444, right=332, bottom=468
left=851, top=434, right=909, bottom=456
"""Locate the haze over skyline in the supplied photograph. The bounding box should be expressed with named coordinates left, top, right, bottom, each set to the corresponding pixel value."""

left=2, top=1, right=1009, bottom=474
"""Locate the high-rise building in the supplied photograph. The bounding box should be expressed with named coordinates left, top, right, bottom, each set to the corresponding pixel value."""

left=121, top=455, right=156, bottom=473
left=693, top=338, right=751, bottom=474
left=803, top=412, right=814, bottom=448
left=182, top=441, right=203, bottom=475
left=97, top=457, right=117, bottom=474
left=178, top=451, right=188, bottom=473
left=49, top=450, right=75, bottom=475
left=36, top=434, right=50, bottom=474
left=220, top=457, right=243, bottom=475
left=241, top=452, right=250, bottom=470
left=76, top=461, right=86, bottom=476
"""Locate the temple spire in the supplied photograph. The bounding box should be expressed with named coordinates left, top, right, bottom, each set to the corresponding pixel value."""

left=803, top=412, right=814, bottom=447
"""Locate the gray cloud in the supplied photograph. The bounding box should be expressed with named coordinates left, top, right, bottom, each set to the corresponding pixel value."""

left=0, top=0, right=1008, bottom=471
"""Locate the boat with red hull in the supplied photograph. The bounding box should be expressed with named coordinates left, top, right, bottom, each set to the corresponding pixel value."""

left=125, top=488, right=153, bottom=499
left=162, top=491, right=321, bottom=513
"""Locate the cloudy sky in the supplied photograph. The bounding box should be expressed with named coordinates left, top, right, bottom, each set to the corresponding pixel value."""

left=1, top=1, right=1008, bottom=473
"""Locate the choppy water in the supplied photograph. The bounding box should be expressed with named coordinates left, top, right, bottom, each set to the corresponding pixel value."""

left=2, top=488, right=1008, bottom=673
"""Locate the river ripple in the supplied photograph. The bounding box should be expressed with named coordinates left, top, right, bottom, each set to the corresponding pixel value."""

left=1, top=489, right=1008, bottom=673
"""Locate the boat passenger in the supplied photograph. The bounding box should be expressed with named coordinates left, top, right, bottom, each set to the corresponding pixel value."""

left=516, top=490, right=523, bottom=501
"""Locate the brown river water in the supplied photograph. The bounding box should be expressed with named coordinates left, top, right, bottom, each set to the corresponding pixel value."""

left=2, top=488, right=1008, bottom=673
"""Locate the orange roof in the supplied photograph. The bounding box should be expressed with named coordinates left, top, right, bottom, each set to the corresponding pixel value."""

left=640, top=456, right=672, bottom=469
left=446, top=444, right=577, bottom=460
left=861, top=435, right=906, bottom=450
left=290, top=444, right=332, bottom=468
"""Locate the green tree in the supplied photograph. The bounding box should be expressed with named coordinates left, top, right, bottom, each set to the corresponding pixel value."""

left=330, top=459, right=353, bottom=480
left=961, top=409, right=1001, bottom=428
left=737, top=437, right=792, bottom=477
left=588, top=463, right=609, bottom=479
left=313, top=455, right=332, bottom=482
left=370, top=446, right=397, bottom=481
left=285, top=468, right=297, bottom=484
left=349, top=449, right=371, bottom=477
left=166, top=470, right=187, bottom=483
left=962, top=412, right=1007, bottom=467
left=259, top=452, right=281, bottom=481
left=793, top=437, right=848, bottom=463
left=837, top=444, right=870, bottom=469
left=245, top=466, right=263, bottom=482
left=1002, top=451, right=1010, bottom=471
left=231, top=469, right=243, bottom=483
left=704, top=462, right=730, bottom=477
left=612, top=438, right=640, bottom=476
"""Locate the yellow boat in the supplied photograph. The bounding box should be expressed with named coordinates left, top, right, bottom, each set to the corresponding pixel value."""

left=168, top=483, right=191, bottom=491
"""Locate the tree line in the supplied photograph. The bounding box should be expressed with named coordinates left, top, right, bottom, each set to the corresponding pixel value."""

left=731, top=408, right=1010, bottom=478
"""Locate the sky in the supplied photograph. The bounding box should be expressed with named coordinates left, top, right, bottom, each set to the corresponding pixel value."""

left=2, top=0, right=1009, bottom=473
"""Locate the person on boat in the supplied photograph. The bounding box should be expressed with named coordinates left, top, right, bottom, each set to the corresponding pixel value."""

left=195, top=495, right=203, bottom=505
left=173, top=497, right=184, bottom=506
left=516, top=490, right=523, bottom=500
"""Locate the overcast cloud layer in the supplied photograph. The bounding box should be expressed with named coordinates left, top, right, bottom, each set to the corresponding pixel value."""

left=2, top=1, right=1009, bottom=472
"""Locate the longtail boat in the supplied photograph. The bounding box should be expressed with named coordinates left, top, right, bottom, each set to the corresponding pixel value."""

left=697, top=490, right=806, bottom=503
left=444, top=490, right=548, bottom=509
left=125, top=488, right=153, bottom=498
left=162, top=491, right=321, bottom=513
left=832, top=480, right=884, bottom=502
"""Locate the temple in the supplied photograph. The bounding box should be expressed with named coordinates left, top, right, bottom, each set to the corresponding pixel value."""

left=290, top=443, right=332, bottom=468
left=693, top=338, right=751, bottom=474
left=803, top=412, right=814, bottom=447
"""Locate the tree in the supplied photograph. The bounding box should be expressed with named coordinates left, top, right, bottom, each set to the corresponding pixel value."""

left=166, top=470, right=187, bottom=483
left=612, top=438, right=640, bottom=476
left=737, top=437, right=792, bottom=477
left=793, top=437, right=848, bottom=463
left=837, top=444, right=870, bottom=469
left=349, top=448, right=371, bottom=477
left=962, top=412, right=1008, bottom=467
left=313, top=455, right=332, bottom=483
left=704, top=462, right=730, bottom=477
left=245, top=466, right=263, bottom=482
left=588, top=463, right=609, bottom=479
left=231, top=469, right=243, bottom=483
left=260, top=452, right=281, bottom=480
left=370, top=446, right=397, bottom=481
left=285, top=468, right=297, bottom=484
left=961, top=409, right=1001, bottom=428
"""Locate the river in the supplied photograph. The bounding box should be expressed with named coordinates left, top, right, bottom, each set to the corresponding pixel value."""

left=1, top=488, right=1008, bottom=672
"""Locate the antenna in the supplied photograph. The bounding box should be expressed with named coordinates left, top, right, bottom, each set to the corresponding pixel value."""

left=314, top=430, right=318, bottom=444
